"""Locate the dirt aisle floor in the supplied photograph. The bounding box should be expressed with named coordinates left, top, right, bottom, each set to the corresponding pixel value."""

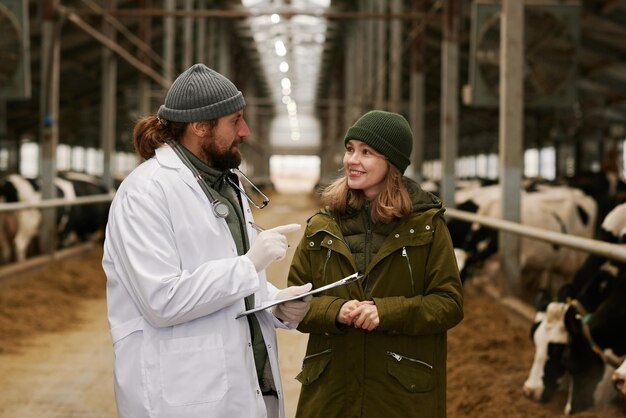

left=447, top=283, right=625, bottom=418
left=0, top=191, right=624, bottom=417
left=0, top=249, right=115, bottom=418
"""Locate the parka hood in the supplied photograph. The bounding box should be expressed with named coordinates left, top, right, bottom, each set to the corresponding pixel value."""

left=404, top=177, right=443, bottom=213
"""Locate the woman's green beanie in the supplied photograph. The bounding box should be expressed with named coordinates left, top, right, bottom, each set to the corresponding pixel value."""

left=344, top=110, right=413, bottom=174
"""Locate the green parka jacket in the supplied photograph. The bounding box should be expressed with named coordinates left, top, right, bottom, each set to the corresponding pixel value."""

left=288, top=179, right=464, bottom=418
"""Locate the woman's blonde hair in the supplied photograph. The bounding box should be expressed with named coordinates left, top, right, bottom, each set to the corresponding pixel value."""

left=320, top=163, right=413, bottom=223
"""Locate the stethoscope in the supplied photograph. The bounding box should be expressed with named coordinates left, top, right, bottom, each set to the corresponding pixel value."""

left=168, top=141, right=269, bottom=218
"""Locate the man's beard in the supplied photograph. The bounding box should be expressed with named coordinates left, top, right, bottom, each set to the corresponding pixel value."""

left=201, top=136, right=242, bottom=170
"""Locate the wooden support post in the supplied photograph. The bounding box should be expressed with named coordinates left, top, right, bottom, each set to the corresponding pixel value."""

left=100, top=0, right=117, bottom=190
left=39, top=0, right=61, bottom=254
left=408, top=0, right=425, bottom=183
left=499, top=0, right=524, bottom=296
left=440, top=0, right=459, bottom=208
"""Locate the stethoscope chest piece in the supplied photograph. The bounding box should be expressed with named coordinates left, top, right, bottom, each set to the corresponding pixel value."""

left=212, top=200, right=230, bottom=218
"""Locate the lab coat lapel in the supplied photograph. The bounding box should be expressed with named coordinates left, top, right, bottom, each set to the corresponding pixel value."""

left=155, top=146, right=207, bottom=200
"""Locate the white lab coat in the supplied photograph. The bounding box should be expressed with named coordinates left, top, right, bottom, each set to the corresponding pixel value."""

left=103, top=146, right=289, bottom=418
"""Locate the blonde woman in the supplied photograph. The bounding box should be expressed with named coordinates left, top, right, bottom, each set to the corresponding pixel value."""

left=288, top=110, right=464, bottom=418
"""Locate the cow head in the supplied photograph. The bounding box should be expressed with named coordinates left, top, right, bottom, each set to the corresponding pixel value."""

left=458, top=225, right=498, bottom=282
left=561, top=300, right=608, bottom=415
left=523, top=302, right=569, bottom=402
left=613, top=358, right=626, bottom=398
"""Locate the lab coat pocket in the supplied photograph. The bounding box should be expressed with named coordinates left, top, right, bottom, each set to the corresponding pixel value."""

left=295, top=349, right=332, bottom=385
left=387, top=351, right=434, bottom=393
left=160, top=334, right=227, bottom=406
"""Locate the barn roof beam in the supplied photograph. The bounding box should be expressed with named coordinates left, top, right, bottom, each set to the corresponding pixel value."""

left=584, top=65, right=626, bottom=92
left=578, top=78, right=622, bottom=97
left=586, top=106, right=626, bottom=122
left=59, top=6, right=170, bottom=89
left=582, top=19, right=626, bottom=52
left=79, top=0, right=166, bottom=70
left=67, top=7, right=427, bottom=21
left=599, top=0, right=626, bottom=15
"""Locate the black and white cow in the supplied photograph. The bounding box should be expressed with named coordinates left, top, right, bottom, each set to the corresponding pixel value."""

left=565, top=170, right=624, bottom=236
left=523, top=202, right=626, bottom=414
left=444, top=183, right=500, bottom=274
left=523, top=282, right=626, bottom=414
left=0, top=174, right=42, bottom=263
left=558, top=202, right=626, bottom=304
left=0, top=172, right=112, bottom=264
left=56, top=171, right=111, bottom=246
left=453, top=185, right=597, bottom=282
left=614, top=357, right=626, bottom=398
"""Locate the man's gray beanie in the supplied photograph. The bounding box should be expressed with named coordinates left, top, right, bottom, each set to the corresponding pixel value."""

left=158, top=64, right=245, bottom=122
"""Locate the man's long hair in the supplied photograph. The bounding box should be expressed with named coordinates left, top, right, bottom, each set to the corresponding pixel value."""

left=133, top=115, right=187, bottom=160
left=320, top=164, right=413, bottom=224
left=133, top=116, right=218, bottom=160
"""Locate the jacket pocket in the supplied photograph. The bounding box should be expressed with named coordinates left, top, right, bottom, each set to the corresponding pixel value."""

left=295, top=349, right=332, bottom=385
left=159, top=334, right=227, bottom=406
left=386, top=351, right=434, bottom=393
left=110, top=316, right=144, bottom=344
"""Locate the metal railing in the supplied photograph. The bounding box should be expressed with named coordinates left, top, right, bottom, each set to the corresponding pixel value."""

left=3, top=195, right=625, bottom=263
left=445, top=207, right=626, bottom=263
left=0, top=193, right=115, bottom=212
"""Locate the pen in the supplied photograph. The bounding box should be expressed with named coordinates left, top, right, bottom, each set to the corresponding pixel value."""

left=248, top=221, right=291, bottom=247
left=248, top=221, right=265, bottom=232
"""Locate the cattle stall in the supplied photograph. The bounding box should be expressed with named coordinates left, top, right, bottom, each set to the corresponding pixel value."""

left=447, top=192, right=626, bottom=415
left=0, top=173, right=114, bottom=266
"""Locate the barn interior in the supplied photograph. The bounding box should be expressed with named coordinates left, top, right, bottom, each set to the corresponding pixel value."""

left=2, top=1, right=626, bottom=185
left=2, top=2, right=626, bottom=417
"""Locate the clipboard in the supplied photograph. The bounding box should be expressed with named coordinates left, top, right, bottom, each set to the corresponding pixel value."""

left=235, top=272, right=363, bottom=319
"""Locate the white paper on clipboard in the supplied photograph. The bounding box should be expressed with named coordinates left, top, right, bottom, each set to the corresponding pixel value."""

left=235, top=272, right=363, bottom=319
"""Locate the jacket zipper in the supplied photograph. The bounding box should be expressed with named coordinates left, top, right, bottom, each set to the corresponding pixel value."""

left=401, top=246, right=415, bottom=295
left=303, top=349, right=332, bottom=362
left=365, top=202, right=372, bottom=269
left=322, top=247, right=332, bottom=283
left=387, top=351, right=433, bottom=369
left=363, top=207, right=374, bottom=296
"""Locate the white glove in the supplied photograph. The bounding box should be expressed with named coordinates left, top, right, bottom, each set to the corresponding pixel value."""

left=272, top=283, right=313, bottom=323
left=245, top=224, right=301, bottom=272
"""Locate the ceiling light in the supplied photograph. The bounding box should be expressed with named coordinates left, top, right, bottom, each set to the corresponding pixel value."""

left=280, top=62, right=289, bottom=73
left=274, top=40, right=287, bottom=57
left=270, top=14, right=280, bottom=23
left=281, top=78, right=291, bottom=90
left=309, top=0, right=330, bottom=8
